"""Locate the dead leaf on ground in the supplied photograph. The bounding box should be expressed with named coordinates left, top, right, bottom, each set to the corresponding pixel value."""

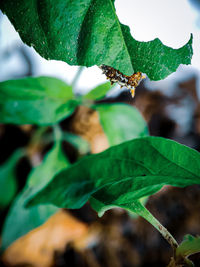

left=2, top=210, right=91, bottom=267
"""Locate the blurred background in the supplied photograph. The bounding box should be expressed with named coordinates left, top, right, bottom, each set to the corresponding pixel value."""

left=0, top=0, right=200, bottom=266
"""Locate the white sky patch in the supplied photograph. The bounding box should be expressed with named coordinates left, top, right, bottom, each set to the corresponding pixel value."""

left=115, top=0, right=196, bottom=46
left=115, top=0, right=200, bottom=72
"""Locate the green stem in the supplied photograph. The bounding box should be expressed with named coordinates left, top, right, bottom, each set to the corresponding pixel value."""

left=53, top=124, right=63, bottom=141
left=30, top=126, right=48, bottom=145
left=122, top=201, right=178, bottom=251
left=71, top=66, right=84, bottom=90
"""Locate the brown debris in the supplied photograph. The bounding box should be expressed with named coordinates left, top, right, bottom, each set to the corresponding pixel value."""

left=69, top=106, right=109, bottom=154
left=2, top=210, right=90, bottom=267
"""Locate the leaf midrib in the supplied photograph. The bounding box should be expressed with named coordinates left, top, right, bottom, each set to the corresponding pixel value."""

left=92, top=174, right=200, bottom=204
left=107, top=0, right=132, bottom=71
left=151, top=144, right=199, bottom=179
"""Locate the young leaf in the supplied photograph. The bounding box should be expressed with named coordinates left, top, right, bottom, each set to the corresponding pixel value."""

left=27, top=137, right=200, bottom=217
left=84, top=82, right=112, bottom=101
left=176, top=235, right=200, bottom=258
left=0, top=76, right=78, bottom=125
left=0, top=150, right=23, bottom=209
left=1, top=142, right=69, bottom=250
left=93, top=103, right=148, bottom=146
left=0, top=0, right=193, bottom=80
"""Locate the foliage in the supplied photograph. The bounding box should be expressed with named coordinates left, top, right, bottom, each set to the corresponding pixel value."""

left=177, top=235, right=200, bottom=258
left=0, top=76, right=79, bottom=125
left=0, top=1, right=199, bottom=266
left=0, top=150, right=23, bottom=208
left=94, top=103, right=148, bottom=146
left=1, top=141, right=69, bottom=249
left=83, top=82, right=112, bottom=101
left=0, top=75, right=149, bottom=250
left=27, top=136, right=200, bottom=214
left=0, top=0, right=193, bottom=80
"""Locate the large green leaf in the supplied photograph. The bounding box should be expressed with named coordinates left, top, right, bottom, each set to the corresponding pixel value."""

left=0, top=76, right=78, bottom=125
left=1, top=142, right=69, bottom=250
left=27, top=137, right=200, bottom=217
left=0, top=0, right=193, bottom=80
left=94, top=103, right=148, bottom=146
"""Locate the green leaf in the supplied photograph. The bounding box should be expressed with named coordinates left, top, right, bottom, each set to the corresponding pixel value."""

left=176, top=235, right=200, bottom=258
left=0, top=150, right=23, bottom=209
left=1, top=142, right=69, bottom=250
left=84, top=82, right=112, bottom=101
left=63, top=132, right=90, bottom=155
left=27, top=137, right=200, bottom=218
left=0, top=0, right=193, bottom=80
left=0, top=76, right=78, bottom=125
left=94, top=103, right=148, bottom=146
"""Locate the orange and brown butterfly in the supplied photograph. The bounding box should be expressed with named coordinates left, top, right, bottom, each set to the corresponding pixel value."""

left=99, top=64, right=146, bottom=97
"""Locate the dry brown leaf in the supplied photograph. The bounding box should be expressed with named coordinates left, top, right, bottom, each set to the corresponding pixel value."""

left=69, top=106, right=109, bottom=154
left=3, top=210, right=89, bottom=267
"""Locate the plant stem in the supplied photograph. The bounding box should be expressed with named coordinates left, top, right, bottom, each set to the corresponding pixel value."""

left=122, top=201, right=178, bottom=251
left=71, top=66, right=84, bottom=90
left=53, top=124, right=63, bottom=141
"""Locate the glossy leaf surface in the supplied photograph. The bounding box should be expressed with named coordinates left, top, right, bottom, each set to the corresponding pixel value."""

left=28, top=137, right=200, bottom=217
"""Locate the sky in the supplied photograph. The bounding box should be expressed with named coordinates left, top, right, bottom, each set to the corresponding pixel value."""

left=0, top=0, right=200, bottom=95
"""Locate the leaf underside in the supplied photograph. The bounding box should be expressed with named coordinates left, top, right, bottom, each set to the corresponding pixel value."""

left=0, top=0, right=193, bottom=80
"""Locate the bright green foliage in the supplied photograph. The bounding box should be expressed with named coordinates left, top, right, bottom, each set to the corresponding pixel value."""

left=84, top=82, right=112, bottom=101
left=1, top=142, right=69, bottom=250
left=94, top=103, right=148, bottom=146
left=176, top=235, right=200, bottom=258
left=28, top=137, right=200, bottom=218
left=0, top=76, right=78, bottom=125
left=0, top=150, right=23, bottom=208
left=0, top=0, right=193, bottom=80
